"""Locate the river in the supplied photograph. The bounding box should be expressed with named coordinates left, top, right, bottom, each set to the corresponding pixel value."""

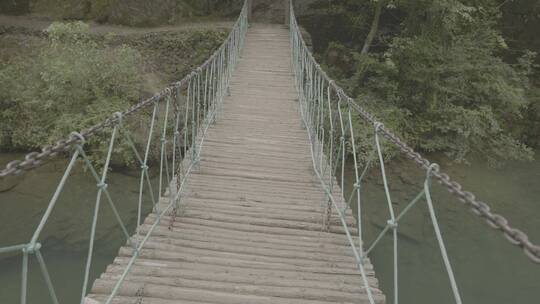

left=342, top=151, right=540, bottom=303
left=0, top=153, right=156, bottom=303
left=0, top=151, right=539, bottom=303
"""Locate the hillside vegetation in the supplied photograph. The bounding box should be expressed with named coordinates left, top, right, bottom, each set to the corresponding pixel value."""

left=1, top=0, right=538, bottom=167
left=299, top=0, right=539, bottom=166
left=1, top=0, right=242, bottom=26
left=0, top=20, right=227, bottom=163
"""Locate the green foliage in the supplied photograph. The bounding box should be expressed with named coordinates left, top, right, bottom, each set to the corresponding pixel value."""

left=522, top=86, right=540, bottom=147
left=30, top=0, right=90, bottom=19
left=307, top=0, right=536, bottom=166
left=28, top=0, right=242, bottom=26
left=300, top=0, right=373, bottom=53
left=0, top=22, right=143, bottom=163
left=126, top=29, right=227, bottom=83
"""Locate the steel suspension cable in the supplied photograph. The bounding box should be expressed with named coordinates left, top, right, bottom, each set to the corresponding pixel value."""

left=288, top=0, right=539, bottom=266
left=289, top=1, right=538, bottom=303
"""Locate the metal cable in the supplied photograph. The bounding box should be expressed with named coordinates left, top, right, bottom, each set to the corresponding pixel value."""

left=288, top=0, right=539, bottom=265
left=0, top=2, right=250, bottom=303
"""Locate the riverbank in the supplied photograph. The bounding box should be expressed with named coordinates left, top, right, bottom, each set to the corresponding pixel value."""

left=0, top=15, right=228, bottom=165
left=0, top=14, right=230, bottom=90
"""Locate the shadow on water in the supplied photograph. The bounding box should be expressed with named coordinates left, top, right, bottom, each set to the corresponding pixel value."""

left=0, top=153, right=156, bottom=303
left=342, top=151, right=540, bottom=304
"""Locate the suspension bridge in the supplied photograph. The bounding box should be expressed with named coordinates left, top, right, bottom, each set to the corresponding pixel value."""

left=1, top=1, right=539, bottom=304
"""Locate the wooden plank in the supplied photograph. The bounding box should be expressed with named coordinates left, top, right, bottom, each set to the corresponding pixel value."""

left=86, top=23, right=385, bottom=304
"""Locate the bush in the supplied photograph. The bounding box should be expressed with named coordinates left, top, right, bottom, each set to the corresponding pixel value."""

left=310, top=0, right=536, bottom=166
left=0, top=21, right=143, bottom=163
left=28, top=0, right=242, bottom=26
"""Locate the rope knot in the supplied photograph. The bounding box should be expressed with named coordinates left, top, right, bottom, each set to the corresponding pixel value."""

left=70, top=132, right=86, bottom=144
left=113, top=112, right=123, bottom=126
left=426, top=163, right=440, bottom=178
left=374, top=122, right=384, bottom=132
left=129, top=238, right=139, bottom=250
left=387, top=219, right=398, bottom=229
left=96, top=182, right=108, bottom=190
left=23, top=242, right=41, bottom=254
left=141, top=165, right=149, bottom=171
left=336, top=88, right=345, bottom=98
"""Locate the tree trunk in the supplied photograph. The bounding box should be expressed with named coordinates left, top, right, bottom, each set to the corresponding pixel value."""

left=361, top=0, right=385, bottom=55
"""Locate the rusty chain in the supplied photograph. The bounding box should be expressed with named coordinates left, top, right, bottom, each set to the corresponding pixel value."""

left=344, top=86, right=540, bottom=264
left=0, top=74, right=194, bottom=178
left=0, top=14, right=239, bottom=179
left=3, top=5, right=540, bottom=264
left=291, top=22, right=540, bottom=263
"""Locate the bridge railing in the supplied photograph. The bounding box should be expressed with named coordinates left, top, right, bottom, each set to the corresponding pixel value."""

left=0, top=1, right=249, bottom=303
left=289, top=2, right=540, bottom=304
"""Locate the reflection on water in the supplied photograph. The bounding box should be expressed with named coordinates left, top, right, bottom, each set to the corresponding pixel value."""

left=342, top=152, right=540, bottom=304
left=0, top=153, right=155, bottom=303
left=1, top=150, right=539, bottom=303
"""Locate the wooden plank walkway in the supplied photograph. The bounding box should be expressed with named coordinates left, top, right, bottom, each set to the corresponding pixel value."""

left=86, top=23, right=385, bottom=304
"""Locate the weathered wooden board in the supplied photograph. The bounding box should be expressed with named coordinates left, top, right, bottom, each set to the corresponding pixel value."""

left=86, top=23, right=385, bottom=304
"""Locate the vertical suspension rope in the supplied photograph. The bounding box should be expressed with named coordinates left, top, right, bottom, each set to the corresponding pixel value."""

left=0, top=3, right=250, bottom=304
left=288, top=1, right=479, bottom=303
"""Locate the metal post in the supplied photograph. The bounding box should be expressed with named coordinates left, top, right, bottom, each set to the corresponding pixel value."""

left=284, top=0, right=290, bottom=26
left=247, top=0, right=253, bottom=22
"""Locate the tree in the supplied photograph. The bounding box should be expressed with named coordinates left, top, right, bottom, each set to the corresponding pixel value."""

left=0, top=22, right=143, bottom=163
left=361, top=0, right=386, bottom=54
left=306, top=0, right=535, bottom=165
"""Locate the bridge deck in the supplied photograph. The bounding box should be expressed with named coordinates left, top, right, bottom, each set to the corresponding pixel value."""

left=87, top=23, right=385, bottom=304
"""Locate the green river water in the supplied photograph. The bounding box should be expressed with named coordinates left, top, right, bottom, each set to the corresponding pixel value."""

left=0, top=153, right=156, bottom=303
left=342, top=151, right=540, bottom=303
left=0, top=151, right=539, bottom=303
